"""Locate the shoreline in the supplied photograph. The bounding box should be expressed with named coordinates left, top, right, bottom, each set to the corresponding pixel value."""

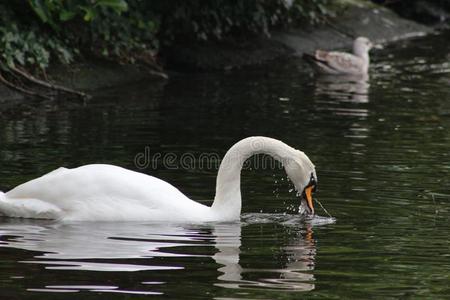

left=0, top=2, right=436, bottom=102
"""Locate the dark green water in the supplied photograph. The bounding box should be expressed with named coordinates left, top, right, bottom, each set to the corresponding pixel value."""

left=0, top=32, right=449, bottom=299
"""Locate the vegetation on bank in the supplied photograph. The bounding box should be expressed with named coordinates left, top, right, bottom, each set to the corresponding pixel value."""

left=0, top=0, right=332, bottom=99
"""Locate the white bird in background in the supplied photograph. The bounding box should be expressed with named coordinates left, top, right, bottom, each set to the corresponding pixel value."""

left=303, top=37, right=373, bottom=75
left=0, top=136, right=318, bottom=222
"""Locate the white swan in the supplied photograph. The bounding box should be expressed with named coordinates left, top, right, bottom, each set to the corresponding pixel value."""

left=0, top=137, right=317, bottom=222
left=303, top=37, right=373, bottom=75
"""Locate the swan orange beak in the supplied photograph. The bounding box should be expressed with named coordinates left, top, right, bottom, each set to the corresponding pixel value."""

left=304, top=186, right=315, bottom=215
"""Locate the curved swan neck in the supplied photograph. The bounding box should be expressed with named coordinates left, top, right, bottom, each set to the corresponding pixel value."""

left=211, top=137, right=299, bottom=220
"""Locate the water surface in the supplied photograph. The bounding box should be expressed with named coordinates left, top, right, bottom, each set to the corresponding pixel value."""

left=0, top=32, right=450, bottom=299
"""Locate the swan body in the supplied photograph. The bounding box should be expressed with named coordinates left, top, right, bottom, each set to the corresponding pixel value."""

left=303, top=37, right=373, bottom=75
left=0, top=137, right=317, bottom=222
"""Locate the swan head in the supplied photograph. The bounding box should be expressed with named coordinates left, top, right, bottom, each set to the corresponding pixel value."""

left=353, top=37, right=373, bottom=57
left=283, top=150, right=317, bottom=216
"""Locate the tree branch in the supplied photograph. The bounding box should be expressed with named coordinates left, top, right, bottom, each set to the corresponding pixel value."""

left=0, top=72, right=52, bottom=100
left=10, top=66, right=90, bottom=99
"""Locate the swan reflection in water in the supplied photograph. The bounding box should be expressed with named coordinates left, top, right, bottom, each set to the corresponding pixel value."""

left=213, top=219, right=316, bottom=291
left=0, top=215, right=332, bottom=294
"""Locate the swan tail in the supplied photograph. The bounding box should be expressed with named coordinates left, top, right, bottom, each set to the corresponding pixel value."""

left=0, top=193, right=61, bottom=219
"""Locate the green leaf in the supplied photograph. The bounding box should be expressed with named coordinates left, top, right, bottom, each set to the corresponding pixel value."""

left=28, top=0, right=59, bottom=30
left=28, top=0, right=50, bottom=23
left=59, top=10, right=77, bottom=22
left=6, top=56, right=15, bottom=68
left=14, top=50, right=25, bottom=65
left=80, top=6, right=96, bottom=22
left=95, top=0, right=128, bottom=13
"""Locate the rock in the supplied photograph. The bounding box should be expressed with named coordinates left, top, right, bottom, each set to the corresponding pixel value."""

left=272, top=3, right=432, bottom=55
left=373, top=0, right=450, bottom=27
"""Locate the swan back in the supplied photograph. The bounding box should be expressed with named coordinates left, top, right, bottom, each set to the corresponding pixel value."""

left=3, top=164, right=210, bottom=221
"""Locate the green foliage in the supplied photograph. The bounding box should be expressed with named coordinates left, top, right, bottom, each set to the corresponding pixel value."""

left=154, top=0, right=332, bottom=43
left=88, top=7, right=159, bottom=63
left=0, top=0, right=157, bottom=71
left=0, top=0, right=332, bottom=72
left=0, top=4, right=75, bottom=71
left=28, top=0, right=128, bottom=26
left=290, top=0, right=334, bottom=24
left=0, top=24, right=73, bottom=70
